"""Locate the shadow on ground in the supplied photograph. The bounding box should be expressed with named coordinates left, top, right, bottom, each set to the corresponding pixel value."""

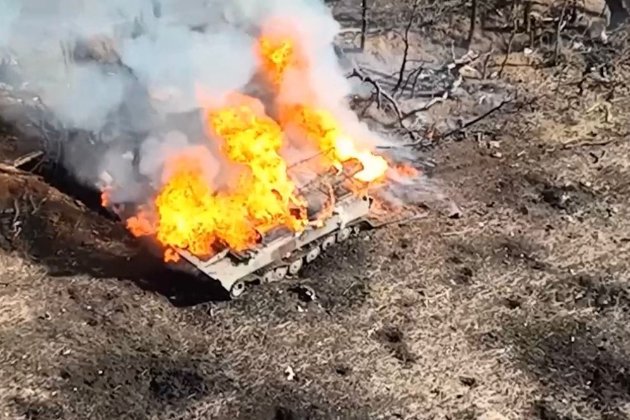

left=6, top=343, right=372, bottom=420
left=0, top=167, right=231, bottom=306
left=0, top=160, right=379, bottom=310
left=488, top=276, right=630, bottom=419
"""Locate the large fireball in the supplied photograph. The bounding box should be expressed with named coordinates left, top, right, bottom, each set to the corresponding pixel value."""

left=109, top=21, right=391, bottom=262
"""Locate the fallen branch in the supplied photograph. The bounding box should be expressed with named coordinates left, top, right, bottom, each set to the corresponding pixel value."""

left=407, top=65, right=425, bottom=98
left=439, top=97, right=513, bottom=139
left=389, top=64, right=473, bottom=125
left=347, top=67, right=417, bottom=139
left=382, top=96, right=448, bottom=131
left=367, top=211, right=428, bottom=230
left=27, top=193, right=45, bottom=215
left=400, top=93, right=449, bottom=120
left=0, top=162, right=29, bottom=175
left=12, top=150, right=44, bottom=169
left=0, top=146, right=47, bottom=176
left=347, top=68, right=397, bottom=113
left=561, top=138, right=617, bottom=150
left=444, top=49, right=480, bottom=71
left=374, top=50, right=481, bottom=132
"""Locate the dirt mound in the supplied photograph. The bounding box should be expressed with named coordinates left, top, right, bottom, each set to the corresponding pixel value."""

left=0, top=169, right=134, bottom=275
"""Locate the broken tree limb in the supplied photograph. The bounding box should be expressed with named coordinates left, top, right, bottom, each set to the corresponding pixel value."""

left=381, top=93, right=448, bottom=130
left=366, top=211, right=429, bottom=230
left=0, top=162, right=30, bottom=175
left=561, top=138, right=618, bottom=150
left=405, top=64, right=425, bottom=98
left=0, top=151, right=47, bottom=177
left=406, top=50, right=478, bottom=99
left=347, top=67, right=417, bottom=140
left=439, top=97, right=513, bottom=140
left=366, top=49, right=484, bottom=135
left=401, top=94, right=449, bottom=120
left=12, top=150, right=44, bottom=169
left=385, top=60, right=478, bottom=127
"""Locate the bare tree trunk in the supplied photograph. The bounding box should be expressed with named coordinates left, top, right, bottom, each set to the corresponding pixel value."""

left=360, top=0, right=368, bottom=51
left=466, top=0, right=478, bottom=50
left=393, top=0, right=419, bottom=94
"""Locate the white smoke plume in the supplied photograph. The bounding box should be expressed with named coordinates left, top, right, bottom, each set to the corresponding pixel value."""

left=0, top=0, right=424, bottom=213
left=0, top=0, right=380, bottom=200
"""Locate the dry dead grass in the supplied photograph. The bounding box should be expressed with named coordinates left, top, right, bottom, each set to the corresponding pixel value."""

left=1, top=1, right=630, bottom=419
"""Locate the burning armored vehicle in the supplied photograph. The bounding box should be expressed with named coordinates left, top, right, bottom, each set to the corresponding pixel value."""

left=168, top=160, right=377, bottom=298
left=95, top=25, right=398, bottom=297
left=1, top=0, right=418, bottom=298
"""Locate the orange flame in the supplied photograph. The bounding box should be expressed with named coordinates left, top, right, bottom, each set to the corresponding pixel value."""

left=392, top=163, right=421, bottom=178
left=257, top=29, right=388, bottom=184
left=100, top=189, right=111, bottom=207
left=124, top=101, right=307, bottom=261
left=104, top=21, right=400, bottom=262
left=258, top=36, right=298, bottom=89
left=206, top=99, right=306, bottom=234
left=279, top=105, right=388, bottom=183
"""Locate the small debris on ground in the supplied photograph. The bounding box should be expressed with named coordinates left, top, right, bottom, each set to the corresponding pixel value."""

left=284, top=366, right=296, bottom=381
left=289, top=285, right=317, bottom=303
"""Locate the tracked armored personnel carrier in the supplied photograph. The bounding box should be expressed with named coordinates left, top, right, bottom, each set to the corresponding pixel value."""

left=97, top=155, right=379, bottom=299
left=175, top=159, right=375, bottom=298
left=0, top=41, right=385, bottom=300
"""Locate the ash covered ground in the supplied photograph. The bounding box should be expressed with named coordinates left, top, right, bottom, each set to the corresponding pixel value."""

left=2, top=0, right=630, bottom=419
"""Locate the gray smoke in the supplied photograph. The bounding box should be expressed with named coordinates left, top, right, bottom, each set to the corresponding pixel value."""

left=0, top=0, right=431, bottom=215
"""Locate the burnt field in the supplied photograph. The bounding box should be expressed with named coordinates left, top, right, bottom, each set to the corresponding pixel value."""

left=2, top=0, right=630, bottom=419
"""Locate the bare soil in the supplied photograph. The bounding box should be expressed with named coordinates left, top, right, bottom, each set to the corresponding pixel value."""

left=2, top=1, right=630, bottom=419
